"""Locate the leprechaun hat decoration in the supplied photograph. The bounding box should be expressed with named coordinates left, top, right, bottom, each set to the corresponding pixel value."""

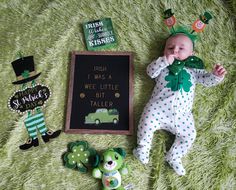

left=200, top=12, right=212, bottom=24
left=164, top=9, right=174, bottom=19
left=191, top=11, right=213, bottom=33
left=163, top=9, right=176, bottom=33
left=11, top=56, right=41, bottom=85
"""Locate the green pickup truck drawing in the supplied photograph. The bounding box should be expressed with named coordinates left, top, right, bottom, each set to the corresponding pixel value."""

left=85, top=108, right=119, bottom=125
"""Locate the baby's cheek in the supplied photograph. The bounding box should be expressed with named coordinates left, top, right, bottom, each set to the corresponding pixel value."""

left=165, top=49, right=172, bottom=55
left=180, top=52, right=192, bottom=60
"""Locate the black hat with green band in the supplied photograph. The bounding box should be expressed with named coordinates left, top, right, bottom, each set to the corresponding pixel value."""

left=11, top=56, right=41, bottom=85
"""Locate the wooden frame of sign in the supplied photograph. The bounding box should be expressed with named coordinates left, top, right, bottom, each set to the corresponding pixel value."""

left=65, top=51, right=134, bottom=135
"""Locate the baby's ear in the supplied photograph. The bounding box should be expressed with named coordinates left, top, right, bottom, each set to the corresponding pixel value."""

left=113, top=148, right=126, bottom=158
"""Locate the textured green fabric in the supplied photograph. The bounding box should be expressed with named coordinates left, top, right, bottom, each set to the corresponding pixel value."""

left=0, top=0, right=235, bottom=190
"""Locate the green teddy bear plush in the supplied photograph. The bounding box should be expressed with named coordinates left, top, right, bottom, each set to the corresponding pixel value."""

left=92, top=148, right=129, bottom=190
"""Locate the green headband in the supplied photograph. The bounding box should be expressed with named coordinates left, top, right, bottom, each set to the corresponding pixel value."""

left=164, top=9, right=213, bottom=48
left=168, top=26, right=198, bottom=48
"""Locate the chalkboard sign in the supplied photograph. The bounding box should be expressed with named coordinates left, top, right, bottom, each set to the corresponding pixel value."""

left=65, top=51, right=133, bottom=135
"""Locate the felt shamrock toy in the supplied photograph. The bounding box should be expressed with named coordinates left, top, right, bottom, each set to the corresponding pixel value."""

left=8, top=53, right=61, bottom=150
left=63, top=141, right=96, bottom=173
left=92, top=148, right=129, bottom=190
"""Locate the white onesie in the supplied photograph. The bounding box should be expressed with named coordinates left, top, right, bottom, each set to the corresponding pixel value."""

left=133, top=56, right=223, bottom=175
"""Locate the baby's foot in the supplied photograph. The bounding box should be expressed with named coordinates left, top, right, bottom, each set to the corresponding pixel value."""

left=165, top=157, right=186, bottom=176
left=133, top=146, right=150, bottom=164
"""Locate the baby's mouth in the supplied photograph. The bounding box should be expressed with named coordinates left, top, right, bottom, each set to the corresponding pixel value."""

left=175, top=57, right=187, bottom=61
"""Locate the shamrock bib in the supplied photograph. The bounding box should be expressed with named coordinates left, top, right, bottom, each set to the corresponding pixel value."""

left=165, top=56, right=204, bottom=92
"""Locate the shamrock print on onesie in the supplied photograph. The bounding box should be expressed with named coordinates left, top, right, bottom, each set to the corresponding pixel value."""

left=133, top=56, right=224, bottom=175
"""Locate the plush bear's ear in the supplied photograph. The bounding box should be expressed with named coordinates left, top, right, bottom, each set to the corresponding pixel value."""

left=91, top=154, right=100, bottom=168
left=113, top=148, right=126, bottom=158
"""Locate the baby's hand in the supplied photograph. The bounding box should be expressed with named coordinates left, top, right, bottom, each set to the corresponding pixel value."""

left=213, top=64, right=227, bottom=78
left=166, top=54, right=176, bottom=65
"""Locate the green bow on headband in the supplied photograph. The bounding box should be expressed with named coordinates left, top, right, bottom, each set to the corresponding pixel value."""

left=165, top=56, right=204, bottom=92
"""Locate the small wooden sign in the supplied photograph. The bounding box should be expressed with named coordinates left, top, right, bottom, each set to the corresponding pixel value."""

left=83, top=18, right=117, bottom=51
left=65, top=51, right=133, bottom=135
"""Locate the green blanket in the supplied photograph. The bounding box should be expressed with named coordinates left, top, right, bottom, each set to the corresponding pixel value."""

left=0, top=0, right=235, bottom=189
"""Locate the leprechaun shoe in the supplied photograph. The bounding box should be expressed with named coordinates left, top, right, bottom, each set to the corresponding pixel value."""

left=42, top=130, right=61, bottom=143
left=19, top=138, right=39, bottom=150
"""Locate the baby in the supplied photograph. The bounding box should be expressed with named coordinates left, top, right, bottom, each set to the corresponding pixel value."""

left=133, top=33, right=226, bottom=175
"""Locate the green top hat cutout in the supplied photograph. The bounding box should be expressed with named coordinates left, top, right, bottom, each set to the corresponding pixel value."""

left=200, top=12, right=212, bottom=24
left=164, top=9, right=174, bottom=19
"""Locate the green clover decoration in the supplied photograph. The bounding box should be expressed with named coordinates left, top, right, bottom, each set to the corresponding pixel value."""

left=63, top=141, right=96, bottom=173
left=21, top=70, right=30, bottom=79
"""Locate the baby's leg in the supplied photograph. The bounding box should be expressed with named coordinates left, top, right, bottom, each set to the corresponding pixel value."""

left=133, top=103, right=161, bottom=164
left=165, top=112, right=196, bottom=175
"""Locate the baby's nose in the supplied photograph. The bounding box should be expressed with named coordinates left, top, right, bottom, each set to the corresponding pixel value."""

left=173, top=47, right=178, bottom=54
left=173, top=48, right=179, bottom=54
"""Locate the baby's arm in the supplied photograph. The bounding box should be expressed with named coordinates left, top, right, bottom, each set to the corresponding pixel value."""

left=194, top=64, right=226, bottom=87
left=146, top=56, right=170, bottom=78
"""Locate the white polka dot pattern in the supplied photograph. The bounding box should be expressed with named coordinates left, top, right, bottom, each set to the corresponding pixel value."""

left=133, top=56, right=224, bottom=175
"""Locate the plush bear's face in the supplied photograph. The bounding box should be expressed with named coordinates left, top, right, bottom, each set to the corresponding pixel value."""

left=98, top=149, right=124, bottom=173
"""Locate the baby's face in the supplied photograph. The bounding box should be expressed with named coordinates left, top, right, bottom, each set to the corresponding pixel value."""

left=164, top=34, right=194, bottom=60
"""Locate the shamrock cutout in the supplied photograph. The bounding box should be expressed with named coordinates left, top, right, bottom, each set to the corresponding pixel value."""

left=165, top=69, right=192, bottom=92
left=38, top=100, right=43, bottom=105
left=21, top=70, right=30, bottom=79
left=63, top=141, right=96, bottom=173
